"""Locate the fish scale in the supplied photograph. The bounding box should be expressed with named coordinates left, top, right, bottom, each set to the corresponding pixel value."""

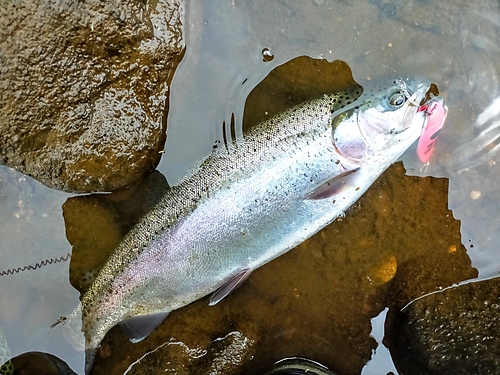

left=60, top=77, right=437, bottom=374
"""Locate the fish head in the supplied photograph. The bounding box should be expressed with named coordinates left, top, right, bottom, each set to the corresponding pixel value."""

left=332, top=77, right=434, bottom=166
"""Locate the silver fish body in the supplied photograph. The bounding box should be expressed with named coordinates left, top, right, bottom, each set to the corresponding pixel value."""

left=76, top=77, right=433, bottom=373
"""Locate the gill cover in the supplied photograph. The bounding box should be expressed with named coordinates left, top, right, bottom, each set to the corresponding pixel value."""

left=331, top=78, right=430, bottom=164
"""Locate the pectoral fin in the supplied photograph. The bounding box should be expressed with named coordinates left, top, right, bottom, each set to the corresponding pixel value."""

left=209, top=268, right=251, bottom=306
left=119, top=311, right=170, bottom=343
left=305, top=167, right=360, bottom=200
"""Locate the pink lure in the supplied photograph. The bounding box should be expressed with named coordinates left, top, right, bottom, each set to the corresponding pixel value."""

left=416, top=99, right=448, bottom=163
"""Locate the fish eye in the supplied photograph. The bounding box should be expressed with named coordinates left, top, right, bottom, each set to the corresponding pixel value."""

left=389, top=92, right=406, bottom=107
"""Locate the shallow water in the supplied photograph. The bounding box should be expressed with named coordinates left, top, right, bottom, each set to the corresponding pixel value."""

left=1, top=0, right=500, bottom=374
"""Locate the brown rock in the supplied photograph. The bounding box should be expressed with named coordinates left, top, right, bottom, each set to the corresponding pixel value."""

left=106, top=332, right=255, bottom=375
left=0, top=0, right=185, bottom=193
left=385, top=277, right=500, bottom=375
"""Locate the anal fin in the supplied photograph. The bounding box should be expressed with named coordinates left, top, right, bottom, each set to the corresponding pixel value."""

left=305, top=167, right=360, bottom=200
left=119, top=311, right=170, bottom=343
left=209, top=268, right=251, bottom=306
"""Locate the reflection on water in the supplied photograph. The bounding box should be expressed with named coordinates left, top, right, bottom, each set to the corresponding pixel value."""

left=0, top=166, right=84, bottom=372
left=452, top=96, right=500, bottom=172
left=1, top=0, right=500, bottom=374
left=360, top=308, right=397, bottom=375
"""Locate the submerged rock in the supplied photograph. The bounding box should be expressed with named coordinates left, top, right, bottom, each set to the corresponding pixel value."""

left=385, top=277, right=500, bottom=375
left=124, top=331, right=255, bottom=375
left=9, top=352, right=76, bottom=375
left=63, top=170, right=169, bottom=293
left=0, top=0, right=185, bottom=193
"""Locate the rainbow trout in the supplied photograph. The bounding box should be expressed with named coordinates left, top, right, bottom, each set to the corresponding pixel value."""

left=62, top=77, right=442, bottom=373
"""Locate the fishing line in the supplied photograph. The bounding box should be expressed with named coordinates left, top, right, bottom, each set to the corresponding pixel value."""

left=0, top=253, right=71, bottom=276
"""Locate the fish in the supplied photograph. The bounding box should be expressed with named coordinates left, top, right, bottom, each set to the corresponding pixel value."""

left=61, top=77, right=439, bottom=373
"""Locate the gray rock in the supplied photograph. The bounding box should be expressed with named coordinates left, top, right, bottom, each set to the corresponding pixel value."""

left=0, top=0, right=184, bottom=193
left=385, top=277, right=500, bottom=375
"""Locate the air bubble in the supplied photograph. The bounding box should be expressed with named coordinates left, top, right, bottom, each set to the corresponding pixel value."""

left=262, top=48, right=274, bottom=62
